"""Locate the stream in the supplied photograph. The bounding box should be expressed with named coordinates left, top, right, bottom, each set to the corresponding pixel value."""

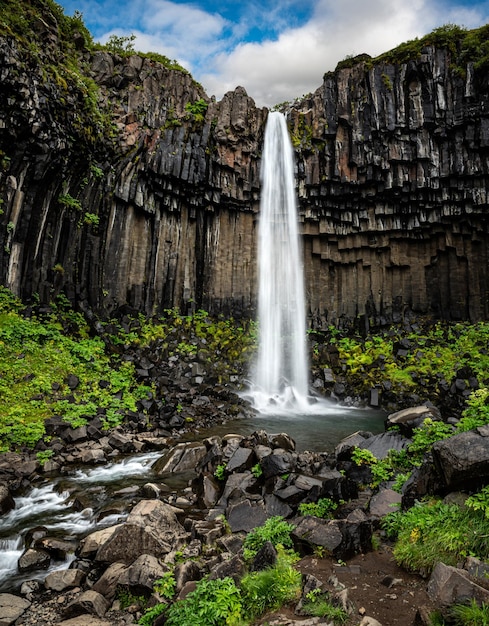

left=0, top=404, right=385, bottom=593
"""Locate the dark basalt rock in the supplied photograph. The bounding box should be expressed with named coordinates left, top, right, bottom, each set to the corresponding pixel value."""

left=1, top=21, right=489, bottom=329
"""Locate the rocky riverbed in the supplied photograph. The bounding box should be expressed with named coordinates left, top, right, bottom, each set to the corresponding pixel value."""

left=2, top=400, right=489, bottom=626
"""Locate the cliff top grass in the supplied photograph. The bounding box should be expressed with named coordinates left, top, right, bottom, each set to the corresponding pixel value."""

left=333, top=22, right=489, bottom=77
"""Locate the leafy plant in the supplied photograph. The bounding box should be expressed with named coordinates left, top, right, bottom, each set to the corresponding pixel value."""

left=138, top=603, right=166, bottom=626
left=451, top=598, right=489, bottom=625
left=184, top=98, right=208, bottom=123
left=58, top=193, right=82, bottom=211
left=298, top=497, right=338, bottom=518
left=163, top=576, right=243, bottom=626
left=381, top=499, right=489, bottom=576
left=240, top=549, right=302, bottom=619
left=465, top=486, right=489, bottom=519
left=214, top=464, right=226, bottom=480
left=251, top=463, right=263, bottom=478
left=36, top=449, right=54, bottom=465
left=301, top=588, right=349, bottom=623
left=242, top=516, right=296, bottom=561
left=154, top=571, right=177, bottom=599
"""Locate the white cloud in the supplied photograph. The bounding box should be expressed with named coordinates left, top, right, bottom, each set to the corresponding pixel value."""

left=201, top=0, right=435, bottom=107
left=90, top=0, right=489, bottom=108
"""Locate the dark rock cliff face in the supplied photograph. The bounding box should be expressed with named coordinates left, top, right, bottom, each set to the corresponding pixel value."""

left=1, top=23, right=488, bottom=327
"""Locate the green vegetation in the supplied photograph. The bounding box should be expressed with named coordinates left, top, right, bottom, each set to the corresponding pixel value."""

left=298, top=497, right=338, bottom=518
left=138, top=546, right=301, bottom=626
left=301, top=588, right=349, bottom=623
left=313, top=321, right=489, bottom=402
left=242, top=515, right=295, bottom=561
left=214, top=464, right=227, bottom=480
left=0, top=288, right=152, bottom=452
left=382, top=496, right=489, bottom=576
left=184, top=98, right=209, bottom=123
left=450, top=599, right=489, bottom=625
left=332, top=24, right=489, bottom=79
left=0, top=289, right=255, bottom=453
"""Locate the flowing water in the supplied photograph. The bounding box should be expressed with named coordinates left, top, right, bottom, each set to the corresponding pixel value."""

left=0, top=452, right=163, bottom=592
left=0, top=113, right=387, bottom=594
left=250, top=111, right=309, bottom=411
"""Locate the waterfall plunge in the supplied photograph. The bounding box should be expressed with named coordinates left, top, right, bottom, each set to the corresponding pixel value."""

left=251, top=111, right=310, bottom=412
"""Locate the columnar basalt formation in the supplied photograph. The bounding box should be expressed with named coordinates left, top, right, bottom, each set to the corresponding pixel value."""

left=1, top=15, right=489, bottom=327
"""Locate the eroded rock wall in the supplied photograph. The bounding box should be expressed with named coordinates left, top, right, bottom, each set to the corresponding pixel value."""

left=290, top=50, right=489, bottom=327
left=1, top=25, right=489, bottom=327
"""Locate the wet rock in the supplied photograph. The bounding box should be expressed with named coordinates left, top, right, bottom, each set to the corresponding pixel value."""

left=95, top=499, right=185, bottom=564
left=18, top=547, right=50, bottom=572
left=0, top=593, right=31, bottom=626
left=44, top=568, right=86, bottom=591
left=34, top=536, right=77, bottom=559
left=0, top=485, right=14, bottom=515
left=153, top=442, right=207, bottom=473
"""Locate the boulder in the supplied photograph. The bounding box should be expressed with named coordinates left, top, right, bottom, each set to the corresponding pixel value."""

left=0, top=593, right=31, bottom=626
left=44, top=568, right=85, bottom=591
left=117, top=554, right=168, bottom=593
left=153, top=442, right=207, bottom=473
left=91, top=562, right=127, bottom=601
left=108, top=430, right=135, bottom=453
left=64, top=590, right=109, bottom=618
left=385, top=404, right=441, bottom=435
left=427, top=561, right=489, bottom=606
left=358, top=431, right=410, bottom=460
left=368, top=488, right=402, bottom=521
left=78, top=525, right=122, bottom=559
left=0, top=485, right=14, bottom=515
left=260, top=452, right=296, bottom=479
left=432, top=427, right=489, bottom=490
left=95, top=499, right=185, bottom=564
left=292, top=517, right=344, bottom=556
left=18, top=547, right=50, bottom=572
left=226, top=499, right=268, bottom=533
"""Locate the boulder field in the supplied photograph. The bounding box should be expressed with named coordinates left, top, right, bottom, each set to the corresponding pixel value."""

left=1, top=403, right=489, bottom=625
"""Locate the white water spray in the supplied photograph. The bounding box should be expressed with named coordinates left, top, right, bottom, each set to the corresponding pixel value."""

left=251, top=111, right=309, bottom=411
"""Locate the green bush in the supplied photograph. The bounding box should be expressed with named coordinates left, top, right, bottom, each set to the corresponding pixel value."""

left=242, top=516, right=296, bottom=561
left=301, top=588, right=349, bottom=623
left=162, top=577, right=243, bottom=626
left=382, top=498, right=489, bottom=576
left=298, top=497, right=338, bottom=518
left=240, top=550, right=302, bottom=619
left=450, top=598, right=489, bottom=625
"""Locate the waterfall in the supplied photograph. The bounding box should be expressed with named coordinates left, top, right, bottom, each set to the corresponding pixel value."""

left=251, top=111, right=310, bottom=412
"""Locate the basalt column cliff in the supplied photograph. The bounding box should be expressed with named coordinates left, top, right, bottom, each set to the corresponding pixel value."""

left=1, top=12, right=488, bottom=327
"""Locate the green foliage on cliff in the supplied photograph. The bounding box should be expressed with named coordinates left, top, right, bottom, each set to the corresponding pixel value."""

left=0, top=288, right=152, bottom=452
left=314, top=321, right=489, bottom=402
left=333, top=23, right=489, bottom=77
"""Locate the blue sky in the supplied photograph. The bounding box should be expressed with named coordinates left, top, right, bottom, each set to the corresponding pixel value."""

left=58, top=0, right=489, bottom=107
